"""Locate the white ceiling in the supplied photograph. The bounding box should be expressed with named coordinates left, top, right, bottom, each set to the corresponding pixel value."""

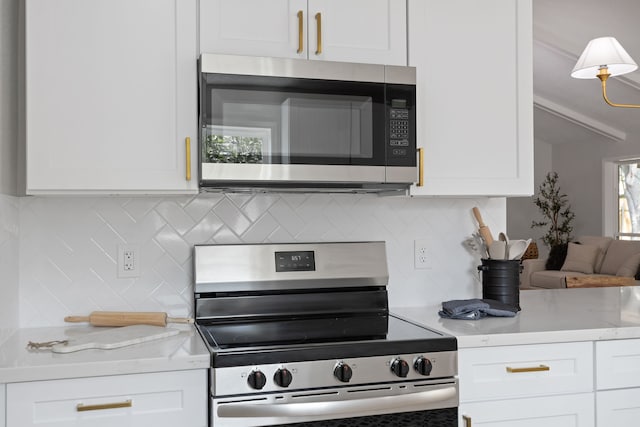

left=534, top=0, right=640, bottom=145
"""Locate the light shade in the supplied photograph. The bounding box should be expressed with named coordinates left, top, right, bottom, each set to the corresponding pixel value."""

left=571, top=37, right=638, bottom=79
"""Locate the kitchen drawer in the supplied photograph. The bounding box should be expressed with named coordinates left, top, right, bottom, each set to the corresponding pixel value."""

left=596, top=338, right=640, bottom=390
left=460, top=392, right=595, bottom=427
left=597, top=388, right=640, bottom=425
left=6, top=370, right=207, bottom=427
left=459, top=341, right=593, bottom=402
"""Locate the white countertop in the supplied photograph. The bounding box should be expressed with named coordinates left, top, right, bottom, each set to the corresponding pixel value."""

left=6, top=287, right=640, bottom=383
left=392, top=286, right=640, bottom=348
left=0, top=324, right=210, bottom=383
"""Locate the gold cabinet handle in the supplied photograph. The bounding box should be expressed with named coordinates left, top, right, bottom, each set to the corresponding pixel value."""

left=417, top=147, right=424, bottom=186
left=297, top=10, right=304, bottom=53
left=185, top=137, right=192, bottom=181
left=77, top=399, right=132, bottom=412
left=462, top=415, right=472, bottom=427
left=506, top=364, right=550, bottom=373
left=315, top=12, right=322, bottom=55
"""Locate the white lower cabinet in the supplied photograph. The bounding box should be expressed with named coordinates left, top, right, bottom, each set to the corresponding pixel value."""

left=595, top=338, right=640, bottom=390
left=458, top=342, right=595, bottom=426
left=596, top=389, right=640, bottom=426
left=6, top=370, right=207, bottom=427
left=596, top=339, right=640, bottom=426
left=460, top=393, right=594, bottom=427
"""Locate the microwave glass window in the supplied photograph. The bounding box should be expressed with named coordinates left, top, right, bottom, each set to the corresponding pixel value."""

left=202, top=126, right=271, bottom=164
left=202, top=88, right=375, bottom=164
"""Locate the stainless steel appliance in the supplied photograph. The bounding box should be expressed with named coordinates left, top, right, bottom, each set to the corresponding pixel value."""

left=194, top=241, right=458, bottom=427
left=199, top=54, right=417, bottom=193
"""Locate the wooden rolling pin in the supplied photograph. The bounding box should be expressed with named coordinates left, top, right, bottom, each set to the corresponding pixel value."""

left=64, top=311, right=194, bottom=327
left=472, top=207, right=494, bottom=246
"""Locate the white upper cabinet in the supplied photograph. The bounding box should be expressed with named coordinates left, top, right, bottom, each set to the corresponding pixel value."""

left=408, top=0, right=533, bottom=196
left=25, top=0, right=198, bottom=194
left=199, top=0, right=407, bottom=65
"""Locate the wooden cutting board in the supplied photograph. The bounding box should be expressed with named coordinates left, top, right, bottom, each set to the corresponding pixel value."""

left=51, top=325, right=180, bottom=353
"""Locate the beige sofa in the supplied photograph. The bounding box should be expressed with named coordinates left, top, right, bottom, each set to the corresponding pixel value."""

left=521, top=236, right=640, bottom=289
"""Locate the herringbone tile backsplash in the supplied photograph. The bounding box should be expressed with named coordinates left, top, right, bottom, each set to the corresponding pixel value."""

left=0, top=194, right=19, bottom=329
left=9, top=193, right=505, bottom=327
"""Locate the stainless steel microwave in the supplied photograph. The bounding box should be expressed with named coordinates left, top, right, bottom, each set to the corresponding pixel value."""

left=199, top=54, right=417, bottom=193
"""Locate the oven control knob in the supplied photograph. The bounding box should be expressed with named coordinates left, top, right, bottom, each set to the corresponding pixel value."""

left=274, top=368, right=293, bottom=388
left=414, top=356, right=433, bottom=376
left=390, top=358, right=410, bottom=377
left=334, top=362, right=353, bottom=383
left=247, top=370, right=267, bottom=390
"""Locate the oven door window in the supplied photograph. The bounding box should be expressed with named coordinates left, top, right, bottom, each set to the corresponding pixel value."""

left=264, top=408, right=458, bottom=427
left=201, top=74, right=385, bottom=166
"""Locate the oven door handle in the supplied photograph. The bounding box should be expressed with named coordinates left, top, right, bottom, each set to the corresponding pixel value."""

left=217, top=385, right=457, bottom=418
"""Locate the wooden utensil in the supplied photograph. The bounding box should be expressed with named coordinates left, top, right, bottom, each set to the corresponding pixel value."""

left=472, top=207, right=495, bottom=246
left=64, top=311, right=194, bottom=327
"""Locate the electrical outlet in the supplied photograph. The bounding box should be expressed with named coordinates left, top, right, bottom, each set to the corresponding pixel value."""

left=118, top=244, right=140, bottom=278
left=414, top=239, right=432, bottom=270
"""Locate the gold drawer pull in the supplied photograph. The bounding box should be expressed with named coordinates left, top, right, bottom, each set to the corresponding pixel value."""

left=297, top=10, right=304, bottom=53
left=417, top=147, right=424, bottom=187
left=315, top=12, right=322, bottom=54
left=185, top=137, right=192, bottom=181
left=462, top=414, right=472, bottom=426
left=76, top=399, right=132, bottom=412
left=506, top=364, right=550, bottom=373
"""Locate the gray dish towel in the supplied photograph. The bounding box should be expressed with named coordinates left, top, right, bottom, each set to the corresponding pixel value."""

left=439, top=298, right=518, bottom=320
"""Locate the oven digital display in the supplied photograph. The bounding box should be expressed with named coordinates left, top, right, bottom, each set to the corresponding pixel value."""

left=275, top=251, right=315, bottom=272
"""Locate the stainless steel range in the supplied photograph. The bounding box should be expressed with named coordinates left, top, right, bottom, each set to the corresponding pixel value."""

left=194, top=241, right=458, bottom=427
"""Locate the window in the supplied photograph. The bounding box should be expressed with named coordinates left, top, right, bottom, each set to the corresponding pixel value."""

left=616, top=160, right=640, bottom=240
left=201, top=125, right=271, bottom=164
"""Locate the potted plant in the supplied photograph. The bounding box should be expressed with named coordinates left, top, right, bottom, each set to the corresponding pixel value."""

left=531, top=172, right=576, bottom=248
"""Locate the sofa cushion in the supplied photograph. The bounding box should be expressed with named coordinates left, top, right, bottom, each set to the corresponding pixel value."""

left=545, top=243, right=569, bottom=270
left=531, top=270, right=585, bottom=289
left=576, top=236, right=613, bottom=273
left=561, top=243, right=599, bottom=274
left=600, top=240, right=640, bottom=275
left=616, top=252, right=640, bottom=277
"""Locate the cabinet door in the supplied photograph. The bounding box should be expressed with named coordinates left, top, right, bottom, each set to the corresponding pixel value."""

left=26, top=0, right=198, bottom=194
left=460, top=393, right=595, bottom=427
left=0, top=384, right=4, bottom=427
left=199, top=0, right=307, bottom=58
left=308, top=0, right=406, bottom=65
left=408, top=0, right=533, bottom=196
left=459, top=342, right=593, bottom=402
left=6, top=370, right=207, bottom=427
left=596, top=338, right=640, bottom=390
left=597, top=389, right=640, bottom=426
left=199, top=0, right=407, bottom=65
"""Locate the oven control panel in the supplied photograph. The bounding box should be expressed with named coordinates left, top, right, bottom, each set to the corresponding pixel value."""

left=211, top=351, right=457, bottom=396
left=275, top=250, right=315, bottom=272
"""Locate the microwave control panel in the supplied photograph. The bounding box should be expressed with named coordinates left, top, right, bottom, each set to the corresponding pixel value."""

left=389, top=97, right=411, bottom=159
left=389, top=107, right=410, bottom=157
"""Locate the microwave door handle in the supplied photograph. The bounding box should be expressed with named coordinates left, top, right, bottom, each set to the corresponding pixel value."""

left=217, top=385, right=456, bottom=419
